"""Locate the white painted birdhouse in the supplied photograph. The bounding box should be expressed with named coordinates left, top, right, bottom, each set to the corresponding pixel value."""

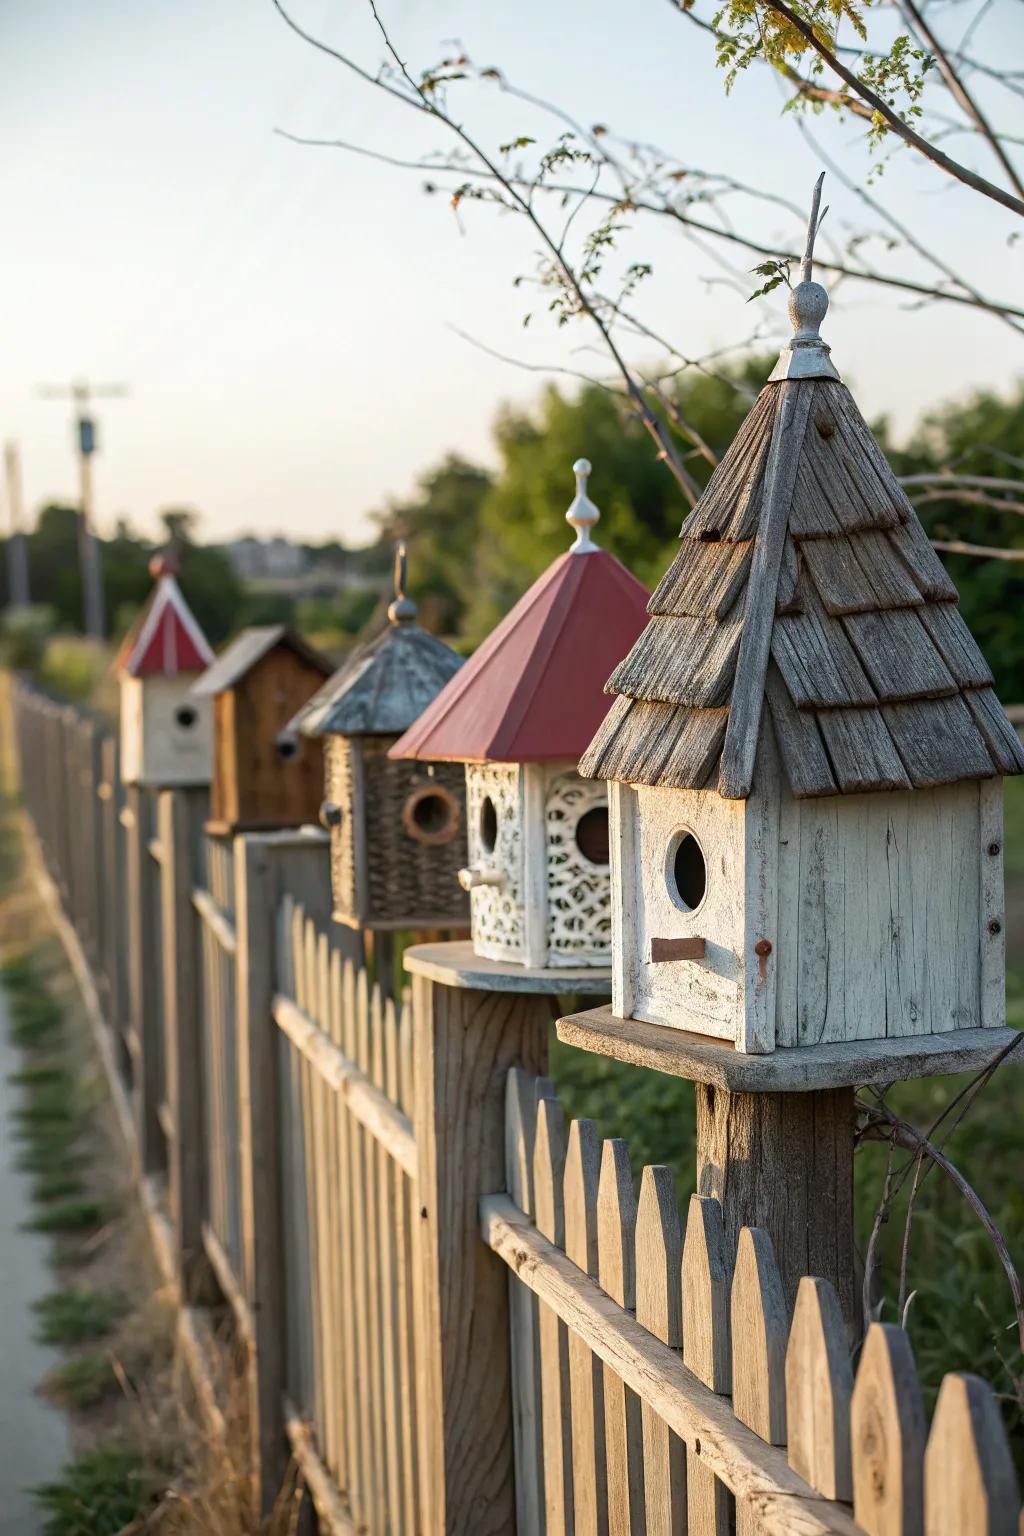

left=118, top=554, right=215, bottom=787
left=391, top=462, right=650, bottom=970
left=580, top=185, right=1024, bottom=1053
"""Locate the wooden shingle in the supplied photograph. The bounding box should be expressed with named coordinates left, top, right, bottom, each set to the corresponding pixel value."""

left=799, top=531, right=923, bottom=616
left=606, top=614, right=742, bottom=708
left=919, top=604, right=994, bottom=689
left=648, top=538, right=751, bottom=620
left=815, top=708, right=911, bottom=794
left=964, top=688, right=1024, bottom=774
left=772, top=593, right=876, bottom=709
left=843, top=609, right=957, bottom=701
left=881, top=696, right=995, bottom=788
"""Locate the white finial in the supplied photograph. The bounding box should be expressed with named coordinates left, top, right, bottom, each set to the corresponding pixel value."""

left=566, top=458, right=601, bottom=553
left=769, top=172, right=840, bottom=383
left=388, top=541, right=418, bottom=623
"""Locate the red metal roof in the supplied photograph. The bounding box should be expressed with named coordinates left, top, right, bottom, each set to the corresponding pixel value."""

left=390, top=549, right=649, bottom=763
left=118, top=575, right=214, bottom=677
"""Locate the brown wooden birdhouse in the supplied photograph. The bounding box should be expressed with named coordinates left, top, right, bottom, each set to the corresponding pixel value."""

left=580, top=194, right=1024, bottom=1055
left=294, top=548, right=469, bottom=931
left=192, top=625, right=333, bottom=834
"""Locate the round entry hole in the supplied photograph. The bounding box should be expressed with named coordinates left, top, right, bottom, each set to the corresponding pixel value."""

left=669, top=831, right=707, bottom=912
left=403, top=785, right=460, bottom=846
left=175, top=705, right=197, bottom=730
left=575, top=805, right=610, bottom=866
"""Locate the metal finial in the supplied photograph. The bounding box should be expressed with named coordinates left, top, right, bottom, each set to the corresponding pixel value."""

left=388, top=541, right=418, bottom=623
left=565, top=458, right=601, bottom=554
left=768, top=172, right=840, bottom=383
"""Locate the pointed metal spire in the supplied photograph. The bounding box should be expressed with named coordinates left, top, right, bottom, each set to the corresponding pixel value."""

left=566, top=458, right=601, bottom=553
left=769, top=172, right=840, bottom=383
left=388, top=540, right=418, bottom=623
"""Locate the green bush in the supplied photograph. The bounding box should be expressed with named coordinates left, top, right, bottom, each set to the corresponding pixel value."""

left=32, top=1446, right=156, bottom=1536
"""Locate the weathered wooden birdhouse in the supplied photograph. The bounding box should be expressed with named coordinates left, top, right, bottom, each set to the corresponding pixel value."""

left=391, top=463, right=650, bottom=970
left=192, top=626, right=333, bottom=834
left=118, top=553, right=215, bottom=787
left=295, top=547, right=469, bottom=931
left=580, top=187, right=1024, bottom=1053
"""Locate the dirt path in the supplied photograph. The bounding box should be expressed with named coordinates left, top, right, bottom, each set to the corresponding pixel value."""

left=0, top=989, right=70, bottom=1533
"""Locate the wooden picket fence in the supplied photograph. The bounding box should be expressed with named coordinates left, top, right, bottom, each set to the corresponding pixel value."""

left=6, top=674, right=1022, bottom=1535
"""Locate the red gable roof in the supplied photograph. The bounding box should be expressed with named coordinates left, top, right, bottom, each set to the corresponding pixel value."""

left=390, top=549, right=649, bottom=763
left=118, top=573, right=214, bottom=678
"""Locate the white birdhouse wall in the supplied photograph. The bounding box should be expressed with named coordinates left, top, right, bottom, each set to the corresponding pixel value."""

left=464, top=760, right=612, bottom=969
left=120, top=674, right=212, bottom=788
left=610, top=749, right=1005, bottom=1054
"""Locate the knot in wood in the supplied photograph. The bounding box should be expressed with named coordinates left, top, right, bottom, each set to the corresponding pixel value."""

left=814, top=413, right=835, bottom=439
left=989, top=919, right=1002, bottom=935
left=988, top=841, right=1002, bottom=856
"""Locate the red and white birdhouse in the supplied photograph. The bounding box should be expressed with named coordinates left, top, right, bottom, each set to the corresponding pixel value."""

left=391, top=460, right=649, bottom=971
left=118, top=553, right=215, bottom=787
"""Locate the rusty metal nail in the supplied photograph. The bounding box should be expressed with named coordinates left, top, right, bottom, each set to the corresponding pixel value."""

left=989, top=919, right=1002, bottom=935
left=988, top=842, right=1001, bottom=856
left=754, top=939, right=772, bottom=957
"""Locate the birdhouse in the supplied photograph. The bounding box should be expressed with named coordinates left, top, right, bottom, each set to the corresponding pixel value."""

left=391, top=463, right=650, bottom=970
left=192, top=626, right=333, bottom=834
left=118, top=553, right=215, bottom=787
left=580, top=186, right=1024, bottom=1053
left=294, top=546, right=468, bottom=931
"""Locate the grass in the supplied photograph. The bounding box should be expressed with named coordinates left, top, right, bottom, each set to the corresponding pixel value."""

left=42, top=1352, right=119, bottom=1411
left=25, top=1198, right=105, bottom=1234
left=32, top=1446, right=157, bottom=1536
left=34, top=1288, right=124, bottom=1345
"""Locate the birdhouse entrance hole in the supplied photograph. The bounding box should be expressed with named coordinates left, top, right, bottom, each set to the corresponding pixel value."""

left=668, top=830, right=707, bottom=912
left=276, top=736, right=299, bottom=761
left=480, top=796, right=498, bottom=854
left=403, top=784, right=461, bottom=847
left=175, top=705, right=198, bottom=730
left=575, top=804, right=610, bottom=866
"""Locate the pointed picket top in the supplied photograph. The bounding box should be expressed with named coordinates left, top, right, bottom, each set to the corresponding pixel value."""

left=851, top=1323, right=927, bottom=1535
left=731, top=1226, right=788, bottom=1446
left=635, top=1165, right=683, bottom=1349
left=770, top=172, right=839, bottom=384
left=566, top=457, right=601, bottom=553
left=682, top=1194, right=732, bottom=1394
left=564, top=1116, right=602, bottom=1277
left=785, top=1275, right=853, bottom=1502
left=924, top=1373, right=1019, bottom=1536
left=533, top=1094, right=569, bottom=1246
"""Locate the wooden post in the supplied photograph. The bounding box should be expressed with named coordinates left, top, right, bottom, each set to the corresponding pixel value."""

left=695, top=1084, right=856, bottom=1334
left=236, top=831, right=332, bottom=1516
left=410, top=974, right=550, bottom=1535
left=159, top=788, right=209, bottom=1300
left=125, top=783, right=162, bottom=1174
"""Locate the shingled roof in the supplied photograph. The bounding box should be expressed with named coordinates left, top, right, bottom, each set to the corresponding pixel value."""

left=580, top=204, right=1024, bottom=800
left=293, top=543, right=464, bottom=738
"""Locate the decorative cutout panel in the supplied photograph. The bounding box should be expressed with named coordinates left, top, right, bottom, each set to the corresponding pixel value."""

left=545, top=770, right=612, bottom=966
left=466, top=763, right=525, bottom=961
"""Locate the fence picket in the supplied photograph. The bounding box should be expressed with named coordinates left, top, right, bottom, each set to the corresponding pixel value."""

left=377, top=994, right=404, bottom=1527
left=731, top=1227, right=788, bottom=1446
left=396, top=988, right=420, bottom=1536
left=635, top=1166, right=684, bottom=1536
left=506, top=1068, right=548, bottom=1536
left=923, top=1372, right=1020, bottom=1536
left=316, top=929, right=341, bottom=1483
left=785, top=1276, right=853, bottom=1502
left=598, top=1139, right=645, bottom=1535
left=851, top=1324, right=926, bottom=1536
left=564, top=1116, right=607, bottom=1536
left=535, top=1093, right=575, bottom=1535
left=328, top=945, right=358, bottom=1508
left=682, top=1194, right=732, bottom=1534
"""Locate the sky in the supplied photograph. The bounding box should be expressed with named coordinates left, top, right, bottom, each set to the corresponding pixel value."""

left=1, top=0, right=1022, bottom=547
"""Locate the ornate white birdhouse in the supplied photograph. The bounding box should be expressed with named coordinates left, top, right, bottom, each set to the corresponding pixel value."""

left=391, top=462, right=650, bottom=970
left=294, top=547, right=469, bottom=931
left=118, top=553, right=215, bottom=787
left=580, top=185, right=1024, bottom=1053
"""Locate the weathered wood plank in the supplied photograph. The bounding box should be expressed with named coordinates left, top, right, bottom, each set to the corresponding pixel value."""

left=923, top=1373, right=1019, bottom=1536
left=505, top=1069, right=548, bottom=1536
left=535, top=1095, right=575, bottom=1536
left=786, top=1276, right=853, bottom=1501
left=764, top=663, right=837, bottom=798
left=635, top=1166, right=685, bottom=1536
left=843, top=609, right=957, bottom=701
left=682, top=1194, right=732, bottom=1534
left=731, top=1227, right=788, bottom=1446
left=772, top=590, right=877, bottom=709
left=965, top=687, right=1024, bottom=774
left=598, top=1139, right=646, bottom=1535
left=608, top=612, right=743, bottom=708
left=649, top=537, right=752, bottom=621
left=564, top=1115, right=608, bottom=1536
left=800, top=531, right=924, bottom=615
left=815, top=708, right=912, bottom=793
left=882, top=694, right=995, bottom=787
left=850, top=1324, right=926, bottom=1536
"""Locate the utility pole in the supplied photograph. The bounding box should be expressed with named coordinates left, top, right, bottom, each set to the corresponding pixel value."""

left=4, top=443, right=30, bottom=609
left=38, top=379, right=128, bottom=639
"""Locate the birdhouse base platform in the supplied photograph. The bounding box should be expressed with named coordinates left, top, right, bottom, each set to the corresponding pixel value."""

left=556, top=1006, right=1020, bottom=1092
left=404, top=941, right=611, bottom=996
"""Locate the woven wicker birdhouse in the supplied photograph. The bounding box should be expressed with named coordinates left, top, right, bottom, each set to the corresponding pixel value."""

left=192, top=626, right=333, bottom=834
left=580, top=190, right=1024, bottom=1053
left=118, top=554, right=215, bottom=787
left=391, top=463, right=650, bottom=971
left=295, top=548, right=468, bottom=931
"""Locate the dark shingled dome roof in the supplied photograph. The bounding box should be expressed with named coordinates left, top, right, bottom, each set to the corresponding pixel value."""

left=580, top=377, right=1024, bottom=799
left=294, top=619, right=464, bottom=739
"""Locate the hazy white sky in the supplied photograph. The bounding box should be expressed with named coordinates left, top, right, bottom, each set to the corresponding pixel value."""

left=1, top=0, right=1021, bottom=546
